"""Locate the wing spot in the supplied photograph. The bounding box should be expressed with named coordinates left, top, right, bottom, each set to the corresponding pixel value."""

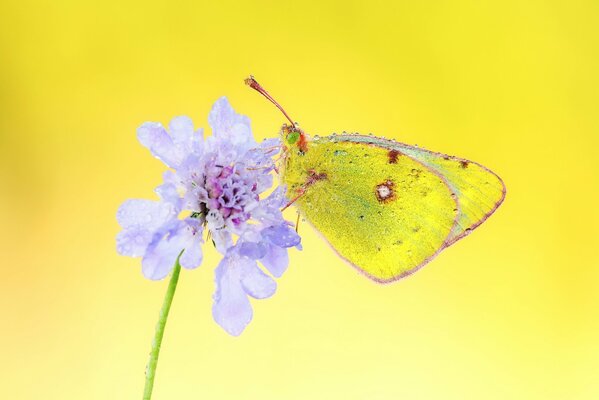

left=388, top=150, right=401, bottom=164
left=409, top=168, right=422, bottom=178
left=375, top=180, right=397, bottom=203
left=460, top=161, right=469, bottom=168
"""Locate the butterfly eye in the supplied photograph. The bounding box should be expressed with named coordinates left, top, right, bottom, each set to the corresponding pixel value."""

left=286, top=131, right=300, bottom=145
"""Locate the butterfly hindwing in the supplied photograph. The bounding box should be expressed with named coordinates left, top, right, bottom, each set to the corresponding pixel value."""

left=283, top=138, right=459, bottom=282
left=333, top=135, right=506, bottom=245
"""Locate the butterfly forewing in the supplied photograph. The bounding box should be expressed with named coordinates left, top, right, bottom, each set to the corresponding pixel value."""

left=283, top=138, right=459, bottom=282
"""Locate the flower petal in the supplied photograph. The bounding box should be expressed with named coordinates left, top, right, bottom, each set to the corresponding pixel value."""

left=251, top=186, right=287, bottom=224
left=168, top=116, right=194, bottom=144
left=141, top=234, right=183, bottom=280
left=116, top=228, right=154, bottom=257
left=180, top=243, right=202, bottom=270
left=178, top=219, right=204, bottom=269
left=260, top=137, right=281, bottom=151
left=254, top=172, right=274, bottom=194
left=154, top=183, right=181, bottom=209
left=116, top=199, right=176, bottom=231
left=259, top=244, right=289, bottom=278
left=241, top=263, right=277, bottom=299
left=212, top=257, right=253, bottom=336
left=168, top=116, right=205, bottom=157
left=261, top=224, right=301, bottom=248
left=264, top=185, right=287, bottom=208
left=137, top=122, right=183, bottom=168
left=208, top=97, right=254, bottom=151
left=236, top=241, right=268, bottom=260
left=211, top=229, right=233, bottom=254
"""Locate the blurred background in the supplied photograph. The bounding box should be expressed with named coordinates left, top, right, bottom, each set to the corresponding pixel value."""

left=1, top=0, right=597, bottom=399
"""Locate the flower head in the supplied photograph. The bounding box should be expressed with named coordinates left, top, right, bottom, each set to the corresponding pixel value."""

left=116, top=97, right=300, bottom=335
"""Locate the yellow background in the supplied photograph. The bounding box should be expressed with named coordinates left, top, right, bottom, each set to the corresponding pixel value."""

left=1, top=1, right=597, bottom=399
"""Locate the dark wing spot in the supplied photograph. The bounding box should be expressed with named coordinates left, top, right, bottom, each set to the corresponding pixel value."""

left=375, top=180, right=397, bottom=203
left=409, top=168, right=422, bottom=178
left=460, top=161, right=469, bottom=168
left=388, top=150, right=401, bottom=164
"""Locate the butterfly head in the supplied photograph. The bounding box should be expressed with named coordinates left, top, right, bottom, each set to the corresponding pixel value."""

left=245, top=75, right=309, bottom=153
left=281, top=123, right=308, bottom=152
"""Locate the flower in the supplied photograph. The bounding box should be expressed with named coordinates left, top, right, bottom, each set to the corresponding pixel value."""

left=116, top=97, right=300, bottom=335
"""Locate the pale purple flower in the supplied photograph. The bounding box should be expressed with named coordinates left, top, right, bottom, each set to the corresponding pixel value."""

left=116, top=97, right=300, bottom=335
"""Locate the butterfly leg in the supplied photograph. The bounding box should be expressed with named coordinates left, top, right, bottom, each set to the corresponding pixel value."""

left=281, top=169, right=327, bottom=211
left=282, top=187, right=306, bottom=211
left=295, top=212, right=301, bottom=233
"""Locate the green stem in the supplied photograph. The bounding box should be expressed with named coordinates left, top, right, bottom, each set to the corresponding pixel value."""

left=143, top=260, right=182, bottom=400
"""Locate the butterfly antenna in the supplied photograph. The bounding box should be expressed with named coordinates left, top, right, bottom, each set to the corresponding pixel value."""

left=245, top=76, right=296, bottom=126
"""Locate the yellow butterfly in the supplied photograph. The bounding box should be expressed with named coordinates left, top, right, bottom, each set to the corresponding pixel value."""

left=246, top=77, right=506, bottom=283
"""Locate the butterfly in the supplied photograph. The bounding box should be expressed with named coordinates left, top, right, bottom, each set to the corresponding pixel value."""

left=246, top=77, right=506, bottom=283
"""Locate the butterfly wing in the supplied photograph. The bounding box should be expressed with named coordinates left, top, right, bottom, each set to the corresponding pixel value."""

left=282, top=138, right=459, bottom=283
left=333, top=135, right=506, bottom=245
